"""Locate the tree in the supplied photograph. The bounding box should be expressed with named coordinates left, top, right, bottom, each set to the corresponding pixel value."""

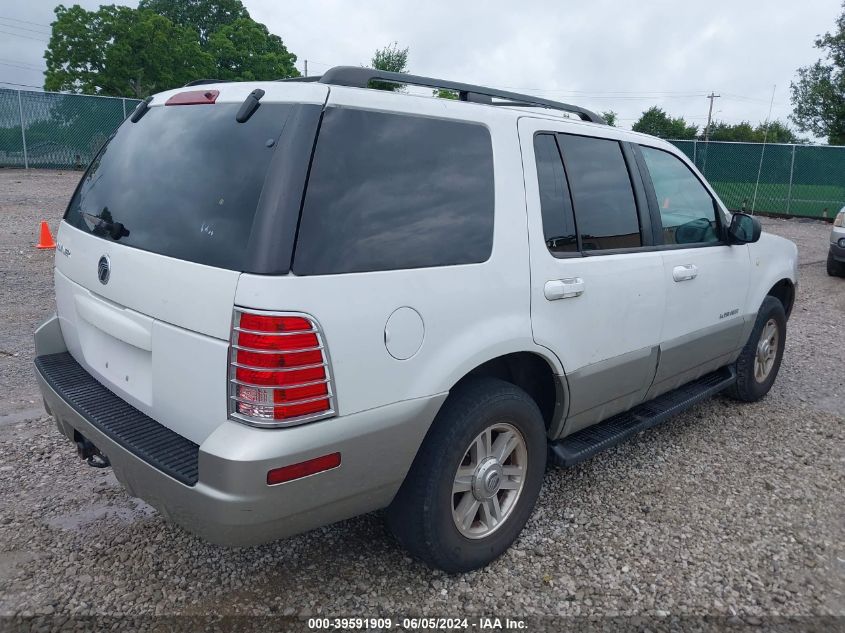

left=45, top=5, right=213, bottom=98
left=601, top=110, right=617, bottom=127
left=207, top=17, right=298, bottom=81
left=790, top=2, right=845, bottom=144
left=709, top=121, right=756, bottom=142
left=140, top=0, right=298, bottom=81
left=370, top=42, right=409, bottom=91
left=433, top=88, right=458, bottom=99
left=44, top=1, right=298, bottom=97
left=761, top=120, right=804, bottom=143
left=137, top=0, right=247, bottom=45
left=709, top=120, right=803, bottom=143
left=632, top=106, right=698, bottom=139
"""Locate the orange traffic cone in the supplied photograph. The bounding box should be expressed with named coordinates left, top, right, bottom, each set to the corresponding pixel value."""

left=36, top=220, right=56, bottom=250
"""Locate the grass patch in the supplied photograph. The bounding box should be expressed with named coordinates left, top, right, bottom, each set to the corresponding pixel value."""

left=710, top=182, right=845, bottom=218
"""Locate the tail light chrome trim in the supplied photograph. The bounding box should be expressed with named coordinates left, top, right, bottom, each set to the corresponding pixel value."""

left=232, top=343, right=325, bottom=354
left=233, top=327, right=319, bottom=336
left=229, top=377, right=331, bottom=389
left=228, top=308, right=337, bottom=428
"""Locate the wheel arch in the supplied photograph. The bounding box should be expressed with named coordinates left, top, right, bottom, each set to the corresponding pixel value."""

left=447, top=351, right=567, bottom=435
left=766, top=278, right=795, bottom=319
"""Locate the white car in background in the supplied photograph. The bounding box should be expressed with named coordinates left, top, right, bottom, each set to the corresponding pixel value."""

left=828, top=207, right=845, bottom=277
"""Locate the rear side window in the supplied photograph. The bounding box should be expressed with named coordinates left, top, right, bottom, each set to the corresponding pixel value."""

left=556, top=134, right=641, bottom=250
left=640, top=146, right=719, bottom=245
left=65, top=103, right=294, bottom=270
left=293, top=108, right=494, bottom=275
left=534, top=134, right=578, bottom=254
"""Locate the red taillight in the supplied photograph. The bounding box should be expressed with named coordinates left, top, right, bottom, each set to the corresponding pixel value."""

left=229, top=310, right=335, bottom=426
left=239, top=313, right=311, bottom=332
left=236, top=331, right=318, bottom=351
left=266, top=452, right=341, bottom=485
left=165, top=90, right=219, bottom=105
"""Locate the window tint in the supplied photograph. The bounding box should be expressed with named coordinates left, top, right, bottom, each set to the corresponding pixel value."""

left=641, top=146, right=719, bottom=245
left=556, top=134, right=641, bottom=250
left=534, top=134, right=578, bottom=254
left=65, top=103, right=294, bottom=270
left=294, top=108, right=494, bottom=275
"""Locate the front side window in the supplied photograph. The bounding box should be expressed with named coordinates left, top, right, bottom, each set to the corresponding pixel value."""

left=640, top=146, right=719, bottom=245
left=293, top=108, right=494, bottom=275
left=556, top=134, right=642, bottom=250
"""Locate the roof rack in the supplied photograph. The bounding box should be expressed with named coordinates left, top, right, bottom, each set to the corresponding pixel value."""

left=296, top=66, right=604, bottom=124
left=279, top=76, right=322, bottom=83
left=183, top=79, right=233, bottom=87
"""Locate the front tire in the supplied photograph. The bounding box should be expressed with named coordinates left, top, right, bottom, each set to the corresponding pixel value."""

left=727, top=296, right=786, bottom=402
left=386, top=377, right=546, bottom=573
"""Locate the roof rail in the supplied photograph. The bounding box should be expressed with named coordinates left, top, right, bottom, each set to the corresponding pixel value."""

left=314, top=66, right=605, bottom=124
left=183, top=79, right=233, bottom=87
left=279, top=75, right=323, bottom=83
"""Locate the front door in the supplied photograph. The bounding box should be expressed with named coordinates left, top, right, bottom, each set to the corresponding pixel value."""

left=634, top=143, right=752, bottom=399
left=518, top=119, right=666, bottom=436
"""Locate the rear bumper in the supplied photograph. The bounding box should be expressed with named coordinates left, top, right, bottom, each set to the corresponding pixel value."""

left=34, top=314, right=445, bottom=546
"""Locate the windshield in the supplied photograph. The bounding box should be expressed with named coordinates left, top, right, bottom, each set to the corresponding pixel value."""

left=65, top=102, right=294, bottom=270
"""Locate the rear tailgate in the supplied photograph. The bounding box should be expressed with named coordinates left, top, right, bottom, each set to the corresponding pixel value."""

left=53, top=82, right=328, bottom=445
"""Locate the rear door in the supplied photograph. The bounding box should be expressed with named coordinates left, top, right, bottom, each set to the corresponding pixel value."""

left=519, top=119, right=666, bottom=436
left=53, top=82, right=328, bottom=444
left=634, top=143, right=751, bottom=399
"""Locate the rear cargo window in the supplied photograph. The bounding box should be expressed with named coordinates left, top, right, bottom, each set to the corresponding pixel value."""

left=293, top=108, right=494, bottom=275
left=65, top=102, right=294, bottom=270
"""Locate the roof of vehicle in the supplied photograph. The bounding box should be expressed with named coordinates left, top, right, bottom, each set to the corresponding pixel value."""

left=148, top=66, right=676, bottom=152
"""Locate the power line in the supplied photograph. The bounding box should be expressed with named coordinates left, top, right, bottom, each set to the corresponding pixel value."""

left=0, top=29, right=48, bottom=42
left=0, top=19, right=50, bottom=35
left=0, top=14, right=51, bottom=28
left=0, top=57, right=43, bottom=70
left=0, top=80, right=43, bottom=89
left=0, top=61, right=42, bottom=72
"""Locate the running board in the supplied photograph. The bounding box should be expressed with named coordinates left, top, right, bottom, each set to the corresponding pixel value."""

left=549, top=366, right=736, bottom=467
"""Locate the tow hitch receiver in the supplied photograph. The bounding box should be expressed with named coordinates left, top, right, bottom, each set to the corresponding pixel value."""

left=75, top=434, right=111, bottom=469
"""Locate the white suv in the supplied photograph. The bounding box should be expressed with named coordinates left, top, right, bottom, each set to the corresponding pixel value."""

left=34, top=67, right=798, bottom=572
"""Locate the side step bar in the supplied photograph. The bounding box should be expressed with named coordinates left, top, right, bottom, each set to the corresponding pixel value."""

left=549, top=366, right=737, bottom=467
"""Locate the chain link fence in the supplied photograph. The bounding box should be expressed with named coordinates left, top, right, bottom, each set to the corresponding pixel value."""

left=670, top=139, right=845, bottom=219
left=0, top=88, right=140, bottom=170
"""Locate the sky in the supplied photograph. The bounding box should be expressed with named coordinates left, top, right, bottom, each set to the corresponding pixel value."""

left=0, top=0, right=842, bottom=137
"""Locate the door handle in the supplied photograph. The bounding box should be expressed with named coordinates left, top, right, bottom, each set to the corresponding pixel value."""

left=544, top=277, right=585, bottom=301
left=672, top=264, right=698, bottom=282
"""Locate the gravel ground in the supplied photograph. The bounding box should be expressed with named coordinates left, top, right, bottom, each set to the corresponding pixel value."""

left=0, top=169, right=842, bottom=628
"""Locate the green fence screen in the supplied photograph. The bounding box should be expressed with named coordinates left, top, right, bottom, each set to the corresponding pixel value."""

left=0, top=88, right=140, bottom=170
left=670, top=139, right=845, bottom=219
left=1, top=89, right=843, bottom=218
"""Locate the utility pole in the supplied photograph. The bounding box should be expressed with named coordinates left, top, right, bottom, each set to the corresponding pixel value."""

left=304, top=60, right=308, bottom=77
left=704, top=92, right=720, bottom=142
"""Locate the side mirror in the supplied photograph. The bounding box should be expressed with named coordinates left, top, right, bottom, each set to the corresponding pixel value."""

left=727, top=213, right=761, bottom=244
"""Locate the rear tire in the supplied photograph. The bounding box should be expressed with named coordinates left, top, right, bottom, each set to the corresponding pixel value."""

left=827, top=251, right=845, bottom=277
left=727, top=296, right=786, bottom=402
left=386, top=377, right=546, bottom=573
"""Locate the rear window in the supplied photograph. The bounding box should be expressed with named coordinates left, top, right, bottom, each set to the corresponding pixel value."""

left=534, top=133, right=578, bottom=255
left=293, top=108, right=495, bottom=275
left=65, top=102, right=294, bottom=270
left=556, top=134, right=641, bottom=250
